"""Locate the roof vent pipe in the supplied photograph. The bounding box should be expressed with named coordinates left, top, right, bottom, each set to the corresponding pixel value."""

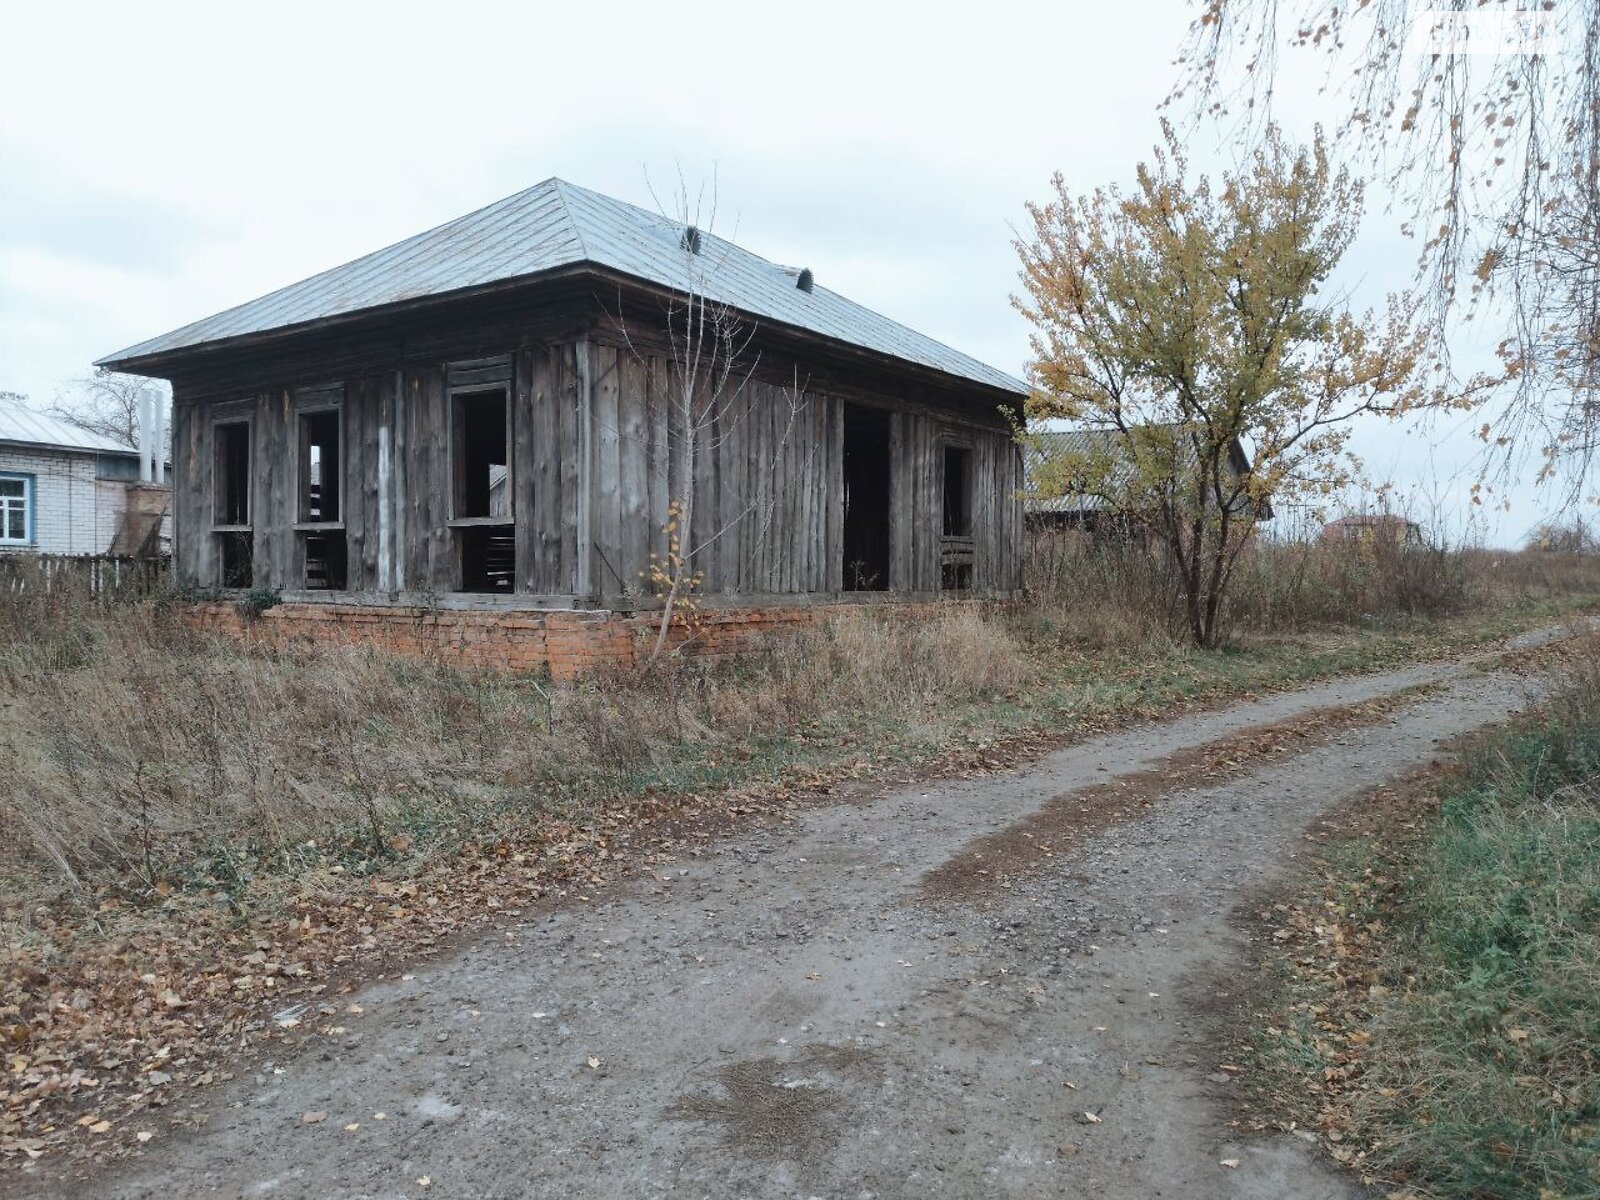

left=681, top=225, right=702, bottom=254
left=796, top=267, right=814, bottom=293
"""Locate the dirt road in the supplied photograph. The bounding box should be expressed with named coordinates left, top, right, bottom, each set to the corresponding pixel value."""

left=28, top=649, right=1542, bottom=1199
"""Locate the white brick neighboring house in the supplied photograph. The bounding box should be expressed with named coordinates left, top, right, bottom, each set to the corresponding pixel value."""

left=0, top=397, right=170, bottom=556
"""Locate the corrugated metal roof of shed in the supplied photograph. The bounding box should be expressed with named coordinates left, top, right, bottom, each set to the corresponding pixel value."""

left=1023, top=429, right=1133, bottom=513
left=98, top=179, right=1026, bottom=395
left=0, top=396, right=138, bottom=455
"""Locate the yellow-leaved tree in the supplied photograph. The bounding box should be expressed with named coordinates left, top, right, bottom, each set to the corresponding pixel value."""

left=1015, top=123, right=1490, bottom=647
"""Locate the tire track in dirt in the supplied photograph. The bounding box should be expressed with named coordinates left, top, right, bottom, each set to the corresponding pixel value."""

left=919, top=683, right=1443, bottom=905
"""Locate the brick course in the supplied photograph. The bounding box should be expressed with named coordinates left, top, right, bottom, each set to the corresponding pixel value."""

left=182, top=599, right=967, bottom=679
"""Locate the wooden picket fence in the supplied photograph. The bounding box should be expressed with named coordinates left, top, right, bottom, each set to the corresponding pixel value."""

left=0, top=553, right=169, bottom=599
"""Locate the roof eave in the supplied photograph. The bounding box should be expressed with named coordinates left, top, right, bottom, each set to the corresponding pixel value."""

left=99, top=262, right=1029, bottom=402
left=94, top=261, right=600, bottom=377
left=0, top=437, right=135, bottom=457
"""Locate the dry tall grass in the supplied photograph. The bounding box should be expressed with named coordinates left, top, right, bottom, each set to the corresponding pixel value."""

left=2, top=537, right=1596, bottom=907
left=1023, top=527, right=1600, bottom=643
left=0, top=576, right=1035, bottom=900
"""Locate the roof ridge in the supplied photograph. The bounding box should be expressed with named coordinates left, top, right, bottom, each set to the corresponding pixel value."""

left=548, top=178, right=590, bottom=261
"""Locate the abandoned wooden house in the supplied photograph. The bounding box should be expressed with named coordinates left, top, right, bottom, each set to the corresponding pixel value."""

left=98, top=179, right=1026, bottom=673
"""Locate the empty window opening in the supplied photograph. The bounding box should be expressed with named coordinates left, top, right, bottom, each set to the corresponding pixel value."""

left=303, top=531, right=348, bottom=590
left=941, top=560, right=973, bottom=591
left=215, top=422, right=250, bottom=526
left=219, top=530, right=253, bottom=588
left=459, top=525, right=515, bottom=593
left=842, top=404, right=892, bottom=591
left=299, top=409, right=341, bottom=522
left=454, top=390, right=510, bottom=519
left=942, top=444, right=973, bottom=538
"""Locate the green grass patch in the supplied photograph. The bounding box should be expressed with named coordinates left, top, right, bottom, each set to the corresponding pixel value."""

left=1242, top=634, right=1600, bottom=1199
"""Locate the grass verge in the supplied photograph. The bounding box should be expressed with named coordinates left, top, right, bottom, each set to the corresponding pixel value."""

left=1234, top=631, right=1600, bottom=1199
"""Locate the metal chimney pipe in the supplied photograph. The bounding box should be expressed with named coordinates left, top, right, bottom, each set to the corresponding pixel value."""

left=154, top=393, right=166, bottom=485
left=138, top=389, right=153, bottom=483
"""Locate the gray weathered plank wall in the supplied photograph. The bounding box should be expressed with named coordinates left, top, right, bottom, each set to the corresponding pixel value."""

left=169, top=329, right=1023, bottom=603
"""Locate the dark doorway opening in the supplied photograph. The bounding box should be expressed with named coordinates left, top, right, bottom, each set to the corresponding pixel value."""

left=219, top=531, right=253, bottom=588
left=842, top=404, right=891, bottom=591
left=453, top=387, right=514, bottom=591
left=303, top=532, right=348, bottom=590
left=941, top=560, right=973, bottom=591
left=942, top=444, right=972, bottom=537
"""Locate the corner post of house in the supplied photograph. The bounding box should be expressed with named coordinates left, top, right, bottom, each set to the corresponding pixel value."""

left=169, top=386, right=187, bottom=580
left=390, top=368, right=407, bottom=593
left=575, top=336, right=595, bottom=604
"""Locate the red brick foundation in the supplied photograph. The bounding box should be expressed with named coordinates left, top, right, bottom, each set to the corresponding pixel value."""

left=182, top=599, right=963, bottom=680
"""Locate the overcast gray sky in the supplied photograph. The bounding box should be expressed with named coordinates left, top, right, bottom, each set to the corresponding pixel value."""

left=0, top=0, right=1558, bottom=544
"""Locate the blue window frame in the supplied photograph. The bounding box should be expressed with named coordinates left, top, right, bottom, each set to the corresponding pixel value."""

left=0, top=472, right=32, bottom=546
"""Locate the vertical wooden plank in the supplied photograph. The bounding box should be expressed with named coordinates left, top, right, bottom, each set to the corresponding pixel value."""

left=1007, top=435, right=1023, bottom=592
left=400, top=366, right=449, bottom=592
left=389, top=369, right=405, bottom=592
left=781, top=384, right=796, bottom=594
left=973, top=436, right=990, bottom=590
left=560, top=342, right=583, bottom=598
left=249, top=388, right=290, bottom=589
left=574, top=338, right=595, bottom=600
left=402, top=371, right=424, bottom=590
left=796, top=390, right=813, bottom=592
left=904, top=411, right=919, bottom=594
left=804, top=391, right=821, bottom=591
left=751, top=380, right=769, bottom=591
left=616, top=351, right=649, bottom=597
left=343, top=377, right=367, bottom=591
left=769, top=382, right=786, bottom=593
left=927, top=418, right=938, bottom=592
left=743, top=380, right=761, bottom=592
left=924, top=417, right=938, bottom=592
left=511, top=347, right=534, bottom=592
left=690, top=375, right=717, bottom=591
left=767, top=380, right=783, bottom=592
left=173, top=394, right=208, bottom=586
left=825, top=395, right=843, bottom=593
left=428, top=367, right=451, bottom=591
left=889, top=410, right=906, bottom=592
left=707, top=380, right=724, bottom=591
left=590, top=344, right=622, bottom=597
left=425, top=367, right=449, bottom=591
left=645, top=355, right=668, bottom=581
left=524, top=345, right=557, bottom=593
left=812, top=391, right=827, bottom=591
left=371, top=372, right=393, bottom=593
left=719, top=379, right=745, bottom=595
